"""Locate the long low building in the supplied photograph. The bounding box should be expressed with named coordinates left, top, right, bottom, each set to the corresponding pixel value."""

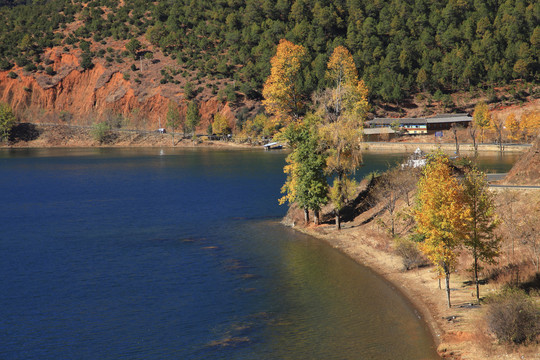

left=365, top=113, right=472, bottom=135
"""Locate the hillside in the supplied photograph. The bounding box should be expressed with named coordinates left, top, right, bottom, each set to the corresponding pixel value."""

left=0, top=0, right=538, bottom=130
left=502, top=135, right=540, bottom=185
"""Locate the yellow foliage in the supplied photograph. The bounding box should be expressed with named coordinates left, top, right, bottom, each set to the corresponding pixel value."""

left=279, top=155, right=299, bottom=205
left=262, top=39, right=307, bottom=125
left=325, top=46, right=369, bottom=121
left=520, top=110, right=540, bottom=141
left=238, top=113, right=275, bottom=142
left=473, top=102, right=491, bottom=142
left=505, top=113, right=520, bottom=141
left=415, top=153, right=471, bottom=276
left=212, top=113, right=230, bottom=137
left=326, top=45, right=359, bottom=87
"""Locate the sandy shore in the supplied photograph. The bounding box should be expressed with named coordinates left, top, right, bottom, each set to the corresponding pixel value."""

left=283, top=218, right=539, bottom=360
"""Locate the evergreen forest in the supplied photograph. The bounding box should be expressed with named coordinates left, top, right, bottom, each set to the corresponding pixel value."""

left=0, top=0, right=538, bottom=103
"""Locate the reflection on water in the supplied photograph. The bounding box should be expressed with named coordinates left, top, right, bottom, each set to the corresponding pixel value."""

left=0, top=147, right=520, bottom=359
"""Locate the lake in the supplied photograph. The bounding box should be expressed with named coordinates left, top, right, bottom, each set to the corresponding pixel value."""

left=0, top=148, right=519, bottom=359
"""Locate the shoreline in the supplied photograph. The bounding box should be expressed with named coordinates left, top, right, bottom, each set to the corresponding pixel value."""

left=283, top=219, right=540, bottom=360
left=2, top=123, right=533, bottom=152
left=285, top=223, right=444, bottom=353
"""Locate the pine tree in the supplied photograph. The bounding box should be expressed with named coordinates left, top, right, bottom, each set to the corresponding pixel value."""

left=186, top=101, right=200, bottom=138
left=0, top=102, right=17, bottom=141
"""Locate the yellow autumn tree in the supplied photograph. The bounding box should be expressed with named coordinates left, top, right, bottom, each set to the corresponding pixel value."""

left=212, top=113, right=230, bottom=139
left=520, top=110, right=540, bottom=142
left=414, top=152, right=471, bottom=308
left=316, top=46, right=369, bottom=230
left=262, top=39, right=308, bottom=125
left=505, top=113, right=521, bottom=141
left=473, top=101, right=491, bottom=143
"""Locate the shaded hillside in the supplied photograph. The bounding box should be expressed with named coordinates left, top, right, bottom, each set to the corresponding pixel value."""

left=502, top=136, right=540, bottom=185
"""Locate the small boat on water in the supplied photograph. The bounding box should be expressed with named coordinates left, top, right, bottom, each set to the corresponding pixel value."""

left=263, top=142, right=283, bottom=150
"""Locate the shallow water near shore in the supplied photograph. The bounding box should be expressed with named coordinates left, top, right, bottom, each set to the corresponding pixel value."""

left=0, top=148, right=519, bottom=359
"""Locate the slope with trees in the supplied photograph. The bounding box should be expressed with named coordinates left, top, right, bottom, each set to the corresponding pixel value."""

left=0, top=0, right=537, bottom=113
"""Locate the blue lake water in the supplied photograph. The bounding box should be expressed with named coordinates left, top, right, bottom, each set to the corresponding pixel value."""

left=0, top=148, right=519, bottom=359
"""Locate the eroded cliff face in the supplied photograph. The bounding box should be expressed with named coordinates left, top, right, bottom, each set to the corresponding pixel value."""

left=0, top=49, right=236, bottom=131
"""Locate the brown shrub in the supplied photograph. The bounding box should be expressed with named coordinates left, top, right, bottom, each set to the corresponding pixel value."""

left=393, top=238, right=427, bottom=270
left=485, top=288, right=540, bottom=344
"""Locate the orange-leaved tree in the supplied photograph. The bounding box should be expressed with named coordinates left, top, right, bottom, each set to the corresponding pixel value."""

left=262, top=39, right=308, bottom=125
left=415, top=152, right=471, bottom=308
left=520, top=110, right=540, bottom=142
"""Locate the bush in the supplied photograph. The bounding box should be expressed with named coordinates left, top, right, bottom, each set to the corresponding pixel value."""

left=393, top=238, right=426, bottom=270
left=184, top=81, right=195, bottom=99
left=81, top=53, right=94, bottom=70
left=485, top=288, right=539, bottom=344
left=45, top=66, right=55, bottom=76
left=24, top=63, right=37, bottom=72
left=8, top=71, right=17, bottom=79
left=91, top=122, right=109, bottom=144
left=0, top=59, right=13, bottom=71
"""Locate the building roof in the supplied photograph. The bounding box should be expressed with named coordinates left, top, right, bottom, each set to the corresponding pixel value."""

left=365, top=113, right=472, bottom=127
left=363, top=127, right=396, bottom=135
left=426, top=113, right=472, bottom=123
left=366, top=118, right=427, bottom=126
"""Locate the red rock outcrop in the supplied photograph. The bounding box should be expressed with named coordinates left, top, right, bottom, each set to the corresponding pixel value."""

left=0, top=49, right=237, bottom=131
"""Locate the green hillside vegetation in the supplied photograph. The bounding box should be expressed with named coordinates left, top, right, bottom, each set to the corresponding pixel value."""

left=0, top=0, right=538, bottom=104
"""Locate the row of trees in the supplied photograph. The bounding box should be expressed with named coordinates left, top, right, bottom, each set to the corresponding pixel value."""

left=471, top=102, right=540, bottom=152
left=165, top=100, right=201, bottom=145
left=415, top=153, right=500, bottom=308
left=265, top=41, right=368, bottom=229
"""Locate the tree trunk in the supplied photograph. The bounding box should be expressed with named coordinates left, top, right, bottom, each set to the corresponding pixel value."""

left=336, top=213, right=341, bottom=230
left=445, top=265, right=452, bottom=308
left=314, top=209, right=319, bottom=225
left=171, top=133, right=175, bottom=146
left=473, top=251, right=480, bottom=302
left=304, top=207, right=309, bottom=224
left=470, top=128, right=477, bottom=155
left=453, top=126, right=459, bottom=155
left=445, top=274, right=452, bottom=308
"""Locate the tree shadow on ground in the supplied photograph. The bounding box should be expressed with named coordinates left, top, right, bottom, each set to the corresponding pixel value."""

left=9, top=123, right=41, bottom=143
left=520, top=273, right=540, bottom=294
